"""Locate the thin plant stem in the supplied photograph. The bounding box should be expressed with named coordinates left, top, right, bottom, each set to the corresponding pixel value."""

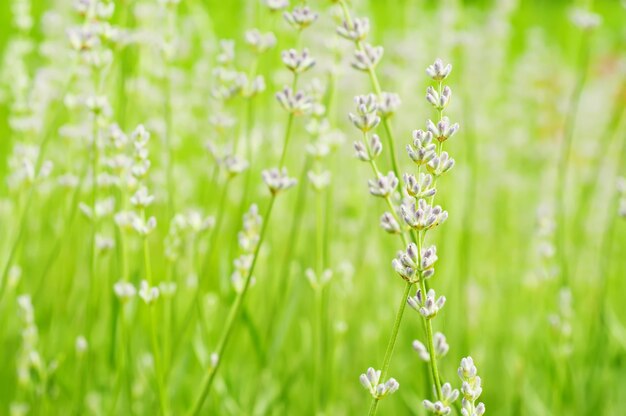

left=0, top=75, right=75, bottom=302
left=162, top=6, right=177, bottom=216
left=362, top=131, right=410, bottom=246
left=420, top=279, right=443, bottom=400
left=418, top=81, right=445, bottom=403
left=313, top=286, right=323, bottom=414
left=264, top=156, right=311, bottom=345
left=555, top=32, right=591, bottom=286
left=200, top=179, right=231, bottom=284
left=338, top=0, right=401, bottom=181
left=313, top=183, right=326, bottom=413
left=189, top=51, right=303, bottom=410
left=369, top=281, right=413, bottom=416
left=188, top=196, right=276, bottom=416
left=279, top=113, right=296, bottom=168
left=143, top=234, right=169, bottom=415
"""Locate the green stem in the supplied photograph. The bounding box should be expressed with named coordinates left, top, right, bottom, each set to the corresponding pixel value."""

left=200, top=179, right=231, bottom=285
left=339, top=0, right=401, bottom=181
left=277, top=69, right=301, bottom=169
left=313, top=185, right=325, bottom=413
left=420, top=278, right=443, bottom=400
left=313, top=287, right=323, bottom=414
left=143, top=235, right=169, bottom=415
left=368, top=396, right=380, bottom=416
left=163, top=5, right=177, bottom=216
left=279, top=113, right=295, bottom=169
left=0, top=191, right=31, bottom=302
left=188, top=196, right=276, bottom=416
left=368, top=281, right=413, bottom=415
left=362, top=132, right=409, bottom=247
left=264, top=156, right=311, bottom=347
left=555, top=32, right=591, bottom=286
left=190, top=25, right=303, bottom=413
left=0, top=75, right=75, bottom=302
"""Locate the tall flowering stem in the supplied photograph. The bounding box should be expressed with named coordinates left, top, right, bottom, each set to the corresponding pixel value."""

left=0, top=77, right=74, bottom=303
left=367, top=281, right=413, bottom=416
left=159, top=0, right=179, bottom=216
left=337, top=0, right=401, bottom=181
left=188, top=200, right=274, bottom=416
left=555, top=16, right=596, bottom=286
left=409, top=59, right=462, bottom=415
left=188, top=5, right=316, bottom=412
left=349, top=87, right=413, bottom=416
left=354, top=58, right=464, bottom=416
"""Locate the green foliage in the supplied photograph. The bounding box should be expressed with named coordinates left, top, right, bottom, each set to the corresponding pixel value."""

left=0, top=1, right=625, bottom=415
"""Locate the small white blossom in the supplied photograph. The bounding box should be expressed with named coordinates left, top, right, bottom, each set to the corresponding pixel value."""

left=368, top=172, right=398, bottom=198
left=114, top=281, right=136, bottom=301
left=426, top=58, right=452, bottom=81
left=262, top=167, right=297, bottom=194
left=336, top=17, right=370, bottom=41
left=407, top=288, right=446, bottom=319
left=281, top=48, right=315, bottom=73
left=283, top=6, right=318, bottom=30
left=351, top=43, right=383, bottom=71
left=138, top=280, right=160, bottom=304
left=359, top=367, right=399, bottom=399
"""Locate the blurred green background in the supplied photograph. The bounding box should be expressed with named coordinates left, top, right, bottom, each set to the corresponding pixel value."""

left=0, top=0, right=625, bottom=415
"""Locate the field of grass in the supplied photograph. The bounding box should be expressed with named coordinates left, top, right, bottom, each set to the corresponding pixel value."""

left=0, top=0, right=625, bottom=415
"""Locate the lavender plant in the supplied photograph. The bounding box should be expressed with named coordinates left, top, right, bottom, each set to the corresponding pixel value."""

left=1, top=1, right=625, bottom=415
left=187, top=4, right=318, bottom=413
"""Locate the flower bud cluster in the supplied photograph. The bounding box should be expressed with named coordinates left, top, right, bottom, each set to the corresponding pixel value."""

left=408, top=288, right=446, bottom=319
left=113, top=279, right=176, bottom=305
left=400, top=198, right=448, bottom=231
left=6, top=144, right=53, bottom=191
left=113, top=125, right=157, bottom=238
left=378, top=92, right=401, bottom=117
left=427, top=117, right=459, bottom=143
left=335, top=12, right=384, bottom=73
left=139, top=280, right=160, bottom=304
left=283, top=6, right=318, bottom=31
left=164, top=210, right=215, bottom=262
left=262, top=167, right=297, bottom=195
left=458, top=357, right=485, bottom=416
left=359, top=367, right=399, bottom=400
left=392, top=243, right=438, bottom=283
left=368, top=172, right=398, bottom=198
left=231, top=205, right=263, bottom=293
left=423, top=383, right=459, bottom=415
left=245, top=29, right=276, bottom=54
left=526, top=204, right=558, bottom=284
left=266, top=0, right=289, bottom=12
left=337, top=17, right=370, bottom=42
left=404, top=173, right=436, bottom=199
left=349, top=94, right=380, bottom=132
left=212, top=39, right=268, bottom=101
left=16, top=295, right=57, bottom=394
left=305, top=268, right=332, bottom=290
left=281, top=48, right=316, bottom=74
left=354, top=134, right=382, bottom=162
left=67, top=0, right=121, bottom=69
left=426, top=59, right=452, bottom=81
left=569, top=8, right=602, bottom=30
left=351, top=43, right=384, bottom=72
left=304, top=83, right=344, bottom=193
left=413, top=332, right=449, bottom=362
left=276, top=86, right=312, bottom=115
left=548, top=287, right=573, bottom=356
left=407, top=130, right=437, bottom=166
